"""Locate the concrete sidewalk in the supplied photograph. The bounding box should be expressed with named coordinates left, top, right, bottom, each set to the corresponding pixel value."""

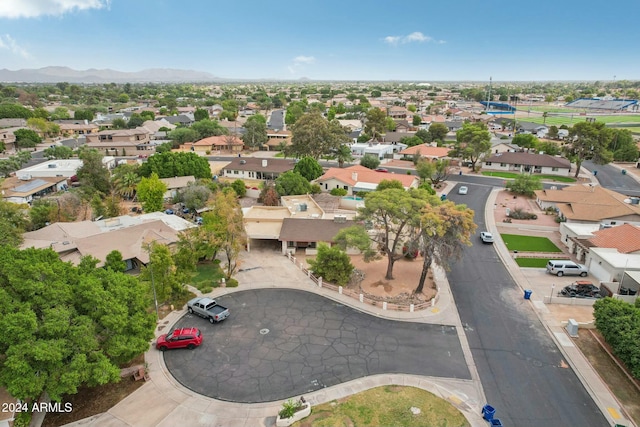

left=64, top=242, right=487, bottom=427
left=484, top=187, right=636, bottom=427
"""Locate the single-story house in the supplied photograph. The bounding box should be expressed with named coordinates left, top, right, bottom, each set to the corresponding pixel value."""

left=21, top=212, right=195, bottom=272
left=350, top=141, right=407, bottom=159
left=482, top=152, right=571, bottom=176
left=490, top=141, right=520, bottom=154
left=535, top=185, right=640, bottom=225
left=221, top=157, right=296, bottom=180
left=183, top=135, right=244, bottom=153
left=16, top=157, right=116, bottom=178
left=159, top=175, right=196, bottom=200
left=1, top=175, right=68, bottom=204
left=163, top=114, right=195, bottom=127
left=396, top=143, right=450, bottom=161
left=279, top=217, right=355, bottom=255
left=585, top=247, right=640, bottom=284
left=315, top=165, right=419, bottom=196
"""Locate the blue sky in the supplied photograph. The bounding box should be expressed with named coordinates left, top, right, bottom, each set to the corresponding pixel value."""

left=0, top=0, right=638, bottom=81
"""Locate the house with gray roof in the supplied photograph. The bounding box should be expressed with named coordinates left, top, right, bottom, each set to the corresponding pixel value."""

left=482, top=152, right=572, bottom=176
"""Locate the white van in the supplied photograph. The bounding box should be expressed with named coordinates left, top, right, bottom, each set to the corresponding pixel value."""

left=546, top=260, right=588, bottom=277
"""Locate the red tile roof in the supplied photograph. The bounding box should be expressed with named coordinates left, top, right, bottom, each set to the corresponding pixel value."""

left=589, top=224, right=640, bottom=253
left=316, top=165, right=418, bottom=188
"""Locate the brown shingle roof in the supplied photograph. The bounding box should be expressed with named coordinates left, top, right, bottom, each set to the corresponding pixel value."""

left=484, top=152, right=570, bottom=168
left=223, top=157, right=296, bottom=173
left=589, top=224, right=640, bottom=253
left=536, top=185, right=640, bottom=222
left=278, top=218, right=354, bottom=242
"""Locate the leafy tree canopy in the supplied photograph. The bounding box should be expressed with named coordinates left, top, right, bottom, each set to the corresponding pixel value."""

left=0, top=246, right=155, bottom=402
left=139, top=151, right=212, bottom=179
left=293, top=156, right=324, bottom=181
left=360, top=154, right=380, bottom=170
left=275, top=171, right=311, bottom=196
left=307, top=243, right=354, bottom=286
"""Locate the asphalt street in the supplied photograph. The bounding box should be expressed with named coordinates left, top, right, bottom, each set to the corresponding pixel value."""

left=583, top=160, right=640, bottom=197
left=163, top=288, right=470, bottom=403
left=446, top=183, right=608, bottom=427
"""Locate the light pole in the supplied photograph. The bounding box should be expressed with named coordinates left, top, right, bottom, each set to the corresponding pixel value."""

left=550, top=284, right=555, bottom=304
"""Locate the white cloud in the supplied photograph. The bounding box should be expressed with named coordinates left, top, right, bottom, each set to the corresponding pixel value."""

left=293, top=55, right=316, bottom=65
left=288, top=55, right=316, bottom=74
left=0, top=0, right=109, bottom=19
left=0, top=34, right=32, bottom=59
left=384, top=31, right=445, bottom=45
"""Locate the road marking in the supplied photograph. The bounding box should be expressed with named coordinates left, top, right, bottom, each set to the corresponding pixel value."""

left=553, top=332, right=575, bottom=347
left=607, top=407, right=621, bottom=419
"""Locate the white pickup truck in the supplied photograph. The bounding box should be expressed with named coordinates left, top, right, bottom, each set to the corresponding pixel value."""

left=187, top=297, right=230, bottom=324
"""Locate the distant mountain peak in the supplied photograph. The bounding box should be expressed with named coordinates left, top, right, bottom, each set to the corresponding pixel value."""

left=0, top=66, right=221, bottom=83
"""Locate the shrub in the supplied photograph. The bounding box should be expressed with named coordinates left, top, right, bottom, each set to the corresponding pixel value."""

left=330, top=188, right=348, bottom=196
left=279, top=399, right=303, bottom=419
left=225, top=278, right=239, bottom=287
left=508, top=208, right=537, bottom=220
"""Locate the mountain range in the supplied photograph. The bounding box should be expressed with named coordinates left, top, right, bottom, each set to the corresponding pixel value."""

left=0, top=66, right=222, bottom=83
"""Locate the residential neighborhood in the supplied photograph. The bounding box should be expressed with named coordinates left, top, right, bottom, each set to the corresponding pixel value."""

left=1, top=3, right=640, bottom=425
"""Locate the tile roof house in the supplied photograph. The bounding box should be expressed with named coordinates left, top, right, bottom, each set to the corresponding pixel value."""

left=589, top=224, right=640, bottom=254
left=159, top=175, right=196, bottom=199
left=221, top=157, right=296, bottom=180
left=535, top=185, right=640, bottom=225
left=397, top=143, right=451, bottom=160
left=483, top=152, right=571, bottom=176
left=183, top=135, right=244, bottom=153
left=315, top=165, right=419, bottom=195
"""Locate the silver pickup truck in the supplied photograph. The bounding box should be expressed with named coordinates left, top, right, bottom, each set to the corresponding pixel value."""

left=187, top=297, right=230, bottom=324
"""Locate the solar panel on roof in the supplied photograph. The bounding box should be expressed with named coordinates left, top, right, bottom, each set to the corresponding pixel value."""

left=13, top=179, right=49, bottom=193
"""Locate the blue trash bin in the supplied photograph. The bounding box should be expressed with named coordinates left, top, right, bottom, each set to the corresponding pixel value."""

left=490, top=419, right=503, bottom=426
left=482, top=404, right=495, bottom=421
left=524, top=289, right=532, bottom=300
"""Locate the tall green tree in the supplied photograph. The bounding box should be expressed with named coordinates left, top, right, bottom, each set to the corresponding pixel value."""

left=293, top=156, right=324, bottom=181
left=0, top=246, right=155, bottom=403
left=289, top=113, right=350, bottom=159
left=104, top=250, right=127, bottom=273
left=191, top=119, right=227, bottom=139
left=565, top=121, right=613, bottom=178
left=416, top=159, right=450, bottom=186
left=14, top=128, right=42, bottom=150
left=364, top=108, right=387, bottom=141
left=275, top=171, right=312, bottom=196
left=168, top=127, right=199, bottom=145
left=136, top=173, right=167, bottom=212
left=454, top=122, right=492, bottom=171
left=139, top=151, right=211, bottom=179
left=139, top=242, right=184, bottom=303
left=194, top=108, right=209, bottom=121
left=360, top=154, right=380, bottom=170
left=428, top=123, right=449, bottom=142
left=76, top=148, right=111, bottom=195
left=334, top=144, right=354, bottom=168
left=242, top=115, right=268, bottom=149
left=209, top=191, right=246, bottom=278
left=0, top=200, right=28, bottom=247
left=414, top=200, right=476, bottom=293
left=512, top=133, right=539, bottom=149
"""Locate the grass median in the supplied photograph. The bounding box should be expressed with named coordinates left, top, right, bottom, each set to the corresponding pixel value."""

left=292, top=385, right=469, bottom=427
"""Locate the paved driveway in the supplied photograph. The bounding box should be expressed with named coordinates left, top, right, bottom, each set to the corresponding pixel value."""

left=163, top=288, right=470, bottom=403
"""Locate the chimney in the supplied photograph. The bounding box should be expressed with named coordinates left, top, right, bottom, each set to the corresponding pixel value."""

left=352, top=172, right=358, bottom=181
left=262, top=159, right=267, bottom=167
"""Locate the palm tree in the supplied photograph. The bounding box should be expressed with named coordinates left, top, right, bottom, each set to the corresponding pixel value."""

left=542, top=111, right=548, bottom=125
left=334, top=144, right=354, bottom=168
left=112, top=172, right=140, bottom=200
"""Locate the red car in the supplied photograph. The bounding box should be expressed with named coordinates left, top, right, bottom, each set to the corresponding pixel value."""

left=156, top=327, right=202, bottom=351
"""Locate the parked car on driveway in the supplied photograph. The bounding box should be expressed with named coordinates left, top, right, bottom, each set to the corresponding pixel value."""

left=480, top=231, right=494, bottom=244
left=156, top=327, right=202, bottom=351
left=458, top=186, right=468, bottom=195
left=546, top=260, right=588, bottom=277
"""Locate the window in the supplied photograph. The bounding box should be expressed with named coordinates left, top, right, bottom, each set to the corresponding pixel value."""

left=500, top=163, right=507, bottom=167
left=343, top=185, right=348, bottom=190
left=552, top=167, right=558, bottom=171
left=485, top=162, right=492, bottom=166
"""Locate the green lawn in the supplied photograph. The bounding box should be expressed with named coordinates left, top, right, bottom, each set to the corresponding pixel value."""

left=191, top=260, right=225, bottom=293
left=501, top=234, right=562, bottom=252
left=481, top=171, right=576, bottom=182
left=292, top=385, right=469, bottom=427
left=515, top=258, right=551, bottom=268
left=517, top=114, right=640, bottom=127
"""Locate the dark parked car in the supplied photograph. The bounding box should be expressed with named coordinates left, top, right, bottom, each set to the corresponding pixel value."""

left=155, top=327, right=202, bottom=351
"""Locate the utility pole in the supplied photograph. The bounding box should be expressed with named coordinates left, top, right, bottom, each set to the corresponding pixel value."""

left=486, top=76, right=492, bottom=113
